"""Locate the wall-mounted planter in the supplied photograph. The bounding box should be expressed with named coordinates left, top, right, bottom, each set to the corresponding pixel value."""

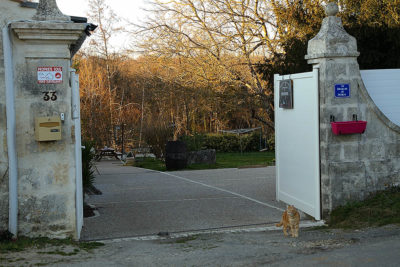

left=331, top=121, right=367, bottom=135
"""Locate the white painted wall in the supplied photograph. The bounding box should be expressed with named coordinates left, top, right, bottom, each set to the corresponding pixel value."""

left=361, top=69, right=400, bottom=126
left=275, top=69, right=320, bottom=220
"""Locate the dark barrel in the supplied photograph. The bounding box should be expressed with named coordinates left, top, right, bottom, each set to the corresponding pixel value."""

left=165, top=141, right=188, bottom=170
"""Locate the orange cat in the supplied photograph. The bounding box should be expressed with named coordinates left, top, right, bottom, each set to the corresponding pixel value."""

left=276, top=205, right=300, bottom=238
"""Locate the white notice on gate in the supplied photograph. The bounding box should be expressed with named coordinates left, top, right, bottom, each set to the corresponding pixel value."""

left=37, top=67, right=63, bottom=84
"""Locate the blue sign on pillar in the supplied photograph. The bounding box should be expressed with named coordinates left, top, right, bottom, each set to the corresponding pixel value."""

left=335, top=84, right=350, bottom=98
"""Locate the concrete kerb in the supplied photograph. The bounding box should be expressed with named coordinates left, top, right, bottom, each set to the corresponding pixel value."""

left=98, top=220, right=326, bottom=243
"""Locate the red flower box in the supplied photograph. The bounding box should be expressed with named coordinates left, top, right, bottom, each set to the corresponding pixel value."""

left=331, top=121, right=367, bottom=135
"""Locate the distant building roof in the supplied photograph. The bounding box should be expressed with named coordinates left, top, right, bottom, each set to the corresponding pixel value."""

left=361, top=69, right=400, bottom=126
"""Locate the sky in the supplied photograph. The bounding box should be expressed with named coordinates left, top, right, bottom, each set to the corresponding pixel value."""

left=55, top=0, right=150, bottom=51
left=56, top=0, right=148, bottom=21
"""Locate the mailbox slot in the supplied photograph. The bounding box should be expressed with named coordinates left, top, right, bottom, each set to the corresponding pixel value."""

left=279, top=79, right=293, bottom=109
left=35, top=116, right=62, bottom=141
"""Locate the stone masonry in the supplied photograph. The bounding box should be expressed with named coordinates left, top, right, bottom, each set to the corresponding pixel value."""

left=187, top=149, right=216, bottom=165
left=306, top=3, right=400, bottom=217
left=0, top=0, right=36, bottom=235
left=1, top=0, right=88, bottom=238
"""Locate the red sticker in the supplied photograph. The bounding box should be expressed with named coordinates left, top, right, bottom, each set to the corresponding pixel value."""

left=37, top=67, right=63, bottom=84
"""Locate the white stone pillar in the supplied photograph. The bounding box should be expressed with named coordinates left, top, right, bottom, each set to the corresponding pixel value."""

left=6, top=10, right=87, bottom=238
left=306, top=2, right=400, bottom=217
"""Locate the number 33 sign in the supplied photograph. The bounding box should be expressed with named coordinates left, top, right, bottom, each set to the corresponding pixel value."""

left=42, top=91, right=57, bottom=101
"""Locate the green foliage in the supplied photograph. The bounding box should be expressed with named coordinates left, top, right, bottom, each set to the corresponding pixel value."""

left=180, top=132, right=268, bottom=153
left=328, top=186, right=400, bottom=229
left=132, top=151, right=275, bottom=171
left=82, top=140, right=96, bottom=194
left=202, top=134, right=240, bottom=152
left=346, top=25, right=400, bottom=69
left=258, top=0, right=324, bottom=83
left=174, top=235, right=199, bottom=244
left=188, top=152, right=275, bottom=170
left=180, top=133, right=206, bottom=151
left=266, top=134, right=276, bottom=151
left=339, top=0, right=400, bottom=69
left=259, top=0, right=400, bottom=91
left=0, top=236, right=104, bottom=253
left=133, top=157, right=167, bottom=171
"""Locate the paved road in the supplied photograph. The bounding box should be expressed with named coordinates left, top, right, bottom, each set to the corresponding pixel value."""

left=5, top=162, right=400, bottom=266
left=81, top=161, right=286, bottom=240
left=4, top=224, right=400, bottom=266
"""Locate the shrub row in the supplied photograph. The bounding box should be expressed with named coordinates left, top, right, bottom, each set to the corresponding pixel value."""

left=180, top=132, right=275, bottom=152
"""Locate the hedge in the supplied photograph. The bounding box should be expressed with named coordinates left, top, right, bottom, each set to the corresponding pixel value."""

left=180, top=132, right=274, bottom=152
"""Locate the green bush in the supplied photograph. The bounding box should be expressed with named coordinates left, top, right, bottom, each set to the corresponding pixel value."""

left=82, top=140, right=96, bottom=194
left=180, top=133, right=206, bottom=151
left=266, top=134, right=275, bottom=151
left=180, top=132, right=268, bottom=152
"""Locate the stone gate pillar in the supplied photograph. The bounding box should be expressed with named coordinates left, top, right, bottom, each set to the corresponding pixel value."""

left=1, top=0, right=89, bottom=238
left=306, top=2, right=400, bottom=217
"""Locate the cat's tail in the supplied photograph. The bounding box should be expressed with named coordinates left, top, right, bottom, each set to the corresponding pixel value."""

left=275, top=221, right=283, bottom=227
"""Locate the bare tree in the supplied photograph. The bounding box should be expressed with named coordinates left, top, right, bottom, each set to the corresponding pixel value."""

left=86, top=0, right=123, bottom=145
left=132, top=0, right=281, bottom=129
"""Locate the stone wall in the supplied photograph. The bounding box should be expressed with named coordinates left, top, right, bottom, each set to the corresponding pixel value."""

left=187, top=149, right=216, bottom=165
left=306, top=3, right=400, bottom=218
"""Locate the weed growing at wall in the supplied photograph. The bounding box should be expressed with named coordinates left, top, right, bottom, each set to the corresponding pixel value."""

left=328, top=186, right=400, bottom=229
left=0, top=236, right=104, bottom=253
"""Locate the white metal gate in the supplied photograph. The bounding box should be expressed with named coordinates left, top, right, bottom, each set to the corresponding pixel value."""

left=274, top=69, right=320, bottom=220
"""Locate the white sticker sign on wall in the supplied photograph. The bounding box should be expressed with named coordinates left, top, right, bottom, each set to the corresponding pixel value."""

left=37, top=67, right=63, bottom=84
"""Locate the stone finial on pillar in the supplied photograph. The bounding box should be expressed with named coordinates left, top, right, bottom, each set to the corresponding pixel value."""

left=325, top=2, right=339, bottom=17
left=33, top=0, right=71, bottom=22
left=305, top=2, right=359, bottom=62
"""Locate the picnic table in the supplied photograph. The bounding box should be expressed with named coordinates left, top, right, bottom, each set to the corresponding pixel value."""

left=95, top=147, right=121, bottom=161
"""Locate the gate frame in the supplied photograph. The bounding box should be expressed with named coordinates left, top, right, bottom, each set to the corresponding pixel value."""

left=274, top=68, right=321, bottom=220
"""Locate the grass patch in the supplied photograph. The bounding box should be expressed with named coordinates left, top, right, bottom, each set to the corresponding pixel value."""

left=192, top=151, right=275, bottom=170
left=78, top=241, right=104, bottom=251
left=133, top=151, right=275, bottom=171
left=133, top=157, right=166, bottom=171
left=0, top=236, right=104, bottom=253
left=328, top=186, right=400, bottom=229
left=174, top=235, right=199, bottom=244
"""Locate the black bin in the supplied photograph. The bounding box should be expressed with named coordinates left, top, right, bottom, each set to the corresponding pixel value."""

left=165, top=141, right=187, bottom=171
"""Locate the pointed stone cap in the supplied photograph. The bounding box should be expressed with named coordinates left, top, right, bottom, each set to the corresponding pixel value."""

left=33, top=0, right=71, bottom=22
left=305, top=2, right=359, bottom=60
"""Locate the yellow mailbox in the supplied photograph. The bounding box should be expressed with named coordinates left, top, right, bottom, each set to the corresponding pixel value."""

left=35, top=116, right=62, bottom=141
